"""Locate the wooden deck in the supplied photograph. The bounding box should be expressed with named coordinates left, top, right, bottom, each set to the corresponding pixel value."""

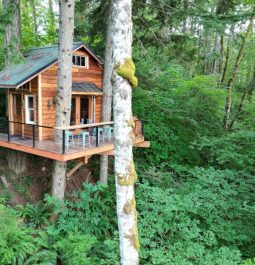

left=0, top=133, right=146, bottom=161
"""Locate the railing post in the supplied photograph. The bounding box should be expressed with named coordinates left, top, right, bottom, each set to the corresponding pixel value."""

left=62, top=130, right=66, bottom=154
left=96, top=126, right=99, bottom=147
left=6, top=119, right=10, bottom=142
left=32, top=125, right=35, bottom=147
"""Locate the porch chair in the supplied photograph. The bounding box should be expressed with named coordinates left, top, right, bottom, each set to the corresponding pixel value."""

left=77, top=131, right=90, bottom=148
left=103, top=126, right=114, bottom=141
left=65, top=131, right=75, bottom=150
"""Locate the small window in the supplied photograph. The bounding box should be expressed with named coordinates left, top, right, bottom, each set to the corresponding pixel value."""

left=25, top=95, right=35, bottom=124
left=72, top=55, right=88, bottom=68
left=18, top=82, right=30, bottom=91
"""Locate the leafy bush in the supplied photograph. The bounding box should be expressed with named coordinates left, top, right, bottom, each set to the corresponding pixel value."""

left=137, top=166, right=255, bottom=264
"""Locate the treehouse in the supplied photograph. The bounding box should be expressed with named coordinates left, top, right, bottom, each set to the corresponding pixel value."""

left=0, top=42, right=149, bottom=163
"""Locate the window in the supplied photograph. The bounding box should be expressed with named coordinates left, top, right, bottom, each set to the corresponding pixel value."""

left=72, top=55, right=88, bottom=68
left=25, top=95, right=35, bottom=124
left=18, top=82, right=30, bottom=91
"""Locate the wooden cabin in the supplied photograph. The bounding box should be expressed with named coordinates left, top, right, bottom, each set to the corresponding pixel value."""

left=0, top=42, right=149, bottom=162
left=1, top=42, right=103, bottom=141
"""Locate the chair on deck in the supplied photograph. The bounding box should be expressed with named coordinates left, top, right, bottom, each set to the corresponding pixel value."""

left=78, top=131, right=90, bottom=148
left=103, top=126, right=114, bottom=141
left=65, top=131, right=75, bottom=150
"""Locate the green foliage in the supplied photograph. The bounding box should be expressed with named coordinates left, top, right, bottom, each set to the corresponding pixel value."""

left=0, top=204, right=35, bottom=264
left=55, top=182, right=117, bottom=237
left=56, top=233, right=97, bottom=265
left=137, top=166, right=255, bottom=264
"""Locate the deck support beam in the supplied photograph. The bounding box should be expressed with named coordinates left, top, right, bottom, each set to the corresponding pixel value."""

left=66, top=161, right=85, bottom=179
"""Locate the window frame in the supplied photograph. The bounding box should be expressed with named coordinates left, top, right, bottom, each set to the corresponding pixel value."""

left=25, top=95, right=35, bottom=125
left=72, top=55, right=89, bottom=68
left=18, top=81, right=31, bottom=91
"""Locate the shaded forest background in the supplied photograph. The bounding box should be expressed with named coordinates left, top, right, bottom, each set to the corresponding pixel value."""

left=0, top=0, right=255, bottom=264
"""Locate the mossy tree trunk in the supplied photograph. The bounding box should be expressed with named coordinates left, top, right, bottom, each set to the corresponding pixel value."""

left=3, top=0, right=28, bottom=175
left=52, top=0, right=75, bottom=200
left=99, top=0, right=113, bottom=184
left=223, top=16, right=253, bottom=130
left=111, top=0, right=139, bottom=264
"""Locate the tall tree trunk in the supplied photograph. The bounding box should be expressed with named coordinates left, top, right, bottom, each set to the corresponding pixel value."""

left=30, top=0, right=38, bottom=45
left=3, top=0, right=28, bottom=175
left=3, top=0, right=23, bottom=65
left=220, top=42, right=229, bottom=84
left=112, top=0, right=139, bottom=264
left=52, top=0, right=75, bottom=200
left=219, top=34, right=224, bottom=78
left=223, top=16, right=253, bottom=130
left=99, top=0, right=113, bottom=184
left=228, top=64, right=255, bottom=129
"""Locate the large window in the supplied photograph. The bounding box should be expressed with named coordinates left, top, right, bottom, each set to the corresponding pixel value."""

left=72, top=55, right=89, bottom=68
left=25, top=95, right=35, bottom=124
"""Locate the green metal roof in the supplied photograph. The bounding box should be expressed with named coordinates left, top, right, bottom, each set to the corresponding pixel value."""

left=0, top=42, right=103, bottom=89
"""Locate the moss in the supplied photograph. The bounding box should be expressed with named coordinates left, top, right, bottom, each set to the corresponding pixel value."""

left=123, top=198, right=136, bottom=214
left=133, top=224, right=140, bottom=251
left=117, top=161, right=138, bottom=186
left=128, top=118, right=136, bottom=128
left=125, top=221, right=140, bottom=252
left=115, top=58, right=138, bottom=87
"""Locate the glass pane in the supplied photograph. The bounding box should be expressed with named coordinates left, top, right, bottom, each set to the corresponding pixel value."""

left=72, top=55, right=75, bottom=65
left=76, top=56, right=81, bottom=66
left=81, top=57, right=86, bottom=66
left=80, top=97, right=89, bottom=123
left=71, top=97, right=76, bottom=125
left=29, top=110, right=34, bottom=122
left=28, top=96, right=34, bottom=108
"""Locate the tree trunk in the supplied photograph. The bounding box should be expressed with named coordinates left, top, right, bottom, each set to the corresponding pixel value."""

left=30, top=0, right=38, bottom=45
left=3, top=0, right=28, bottom=174
left=112, top=0, right=139, bottom=264
left=6, top=150, right=28, bottom=174
left=223, top=16, right=253, bottom=130
left=220, top=42, right=229, bottom=84
left=51, top=0, right=75, bottom=200
left=3, top=0, right=23, bottom=65
left=99, top=0, right=114, bottom=184
left=228, top=64, right=255, bottom=129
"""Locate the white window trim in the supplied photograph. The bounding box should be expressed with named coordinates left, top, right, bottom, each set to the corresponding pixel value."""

left=25, top=95, right=35, bottom=125
left=72, top=55, right=89, bottom=68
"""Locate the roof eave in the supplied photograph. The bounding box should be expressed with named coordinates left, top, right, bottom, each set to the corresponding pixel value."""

left=73, top=43, right=103, bottom=65
left=0, top=84, right=16, bottom=89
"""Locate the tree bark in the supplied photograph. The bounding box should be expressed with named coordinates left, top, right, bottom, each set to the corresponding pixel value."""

left=3, top=0, right=28, bottom=174
left=228, top=64, right=255, bottom=129
left=52, top=0, right=75, bottom=200
left=112, top=0, right=139, bottom=264
left=223, top=16, right=253, bottom=130
left=3, top=0, right=23, bottom=65
left=220, top=42, right=229, bottom=84
left=99, top=0, right=113, bottom=184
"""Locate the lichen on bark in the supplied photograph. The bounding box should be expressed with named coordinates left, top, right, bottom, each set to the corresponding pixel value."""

left=117, top=161, right=138, bottom=186
left=123, top=197, right=136, bottom=214
left=125, top=220, right=140, bottom=251
left=115, top=58, right=138, bottom=87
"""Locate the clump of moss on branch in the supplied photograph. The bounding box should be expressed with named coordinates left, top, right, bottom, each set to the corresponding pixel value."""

left=115, top=58, right=138, bottom=87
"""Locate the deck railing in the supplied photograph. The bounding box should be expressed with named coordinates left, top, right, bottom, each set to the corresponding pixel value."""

left=0, top=118, right=114, bottom=154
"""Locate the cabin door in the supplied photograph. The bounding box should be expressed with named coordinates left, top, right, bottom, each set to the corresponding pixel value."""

left=12, top=94, right=22, bottom=135
left=70, top=96, right=91, bottom=125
